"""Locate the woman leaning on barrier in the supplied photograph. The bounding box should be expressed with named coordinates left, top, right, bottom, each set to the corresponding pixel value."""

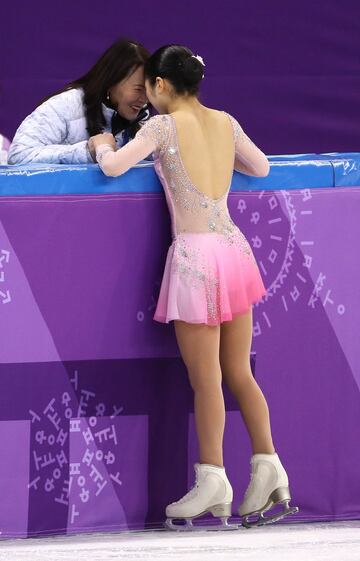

left=8, top=38, right=150, bottom=165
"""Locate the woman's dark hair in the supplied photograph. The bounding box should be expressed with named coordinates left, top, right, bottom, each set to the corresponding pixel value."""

left=39, top=38, right=150, bottom=136
left=144, top=45, right=204, bottom=96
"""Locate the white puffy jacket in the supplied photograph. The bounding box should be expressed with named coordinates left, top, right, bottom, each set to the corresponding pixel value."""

left=0, top=134, right=11, bottom=164
left=8, top=88, right=136, bottom=165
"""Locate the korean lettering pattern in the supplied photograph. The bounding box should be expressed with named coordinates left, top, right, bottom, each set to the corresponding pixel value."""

left=28, top=369, right=124, bottom=524
left=69, top=416, right=123, bottom=525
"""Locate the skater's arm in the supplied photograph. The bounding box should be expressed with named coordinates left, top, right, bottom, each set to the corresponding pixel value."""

left=234, top=134, right=270, bottom=177
left=92, top=133, right=156, bottom=177
left=92, top=115, right=169, bottom=177
left=234, top=133, right=270, bottom=177
left=227, top=114, right=270, bottom=177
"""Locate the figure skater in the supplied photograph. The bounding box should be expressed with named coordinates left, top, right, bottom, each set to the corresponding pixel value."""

left=89, top=45, right=299, bottom=531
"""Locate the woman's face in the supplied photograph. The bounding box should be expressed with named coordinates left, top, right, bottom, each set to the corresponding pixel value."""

left=109, top=66, right=147, bottom=120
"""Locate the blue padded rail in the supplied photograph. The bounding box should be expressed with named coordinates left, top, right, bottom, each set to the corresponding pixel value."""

left=0, top=153, right=359, bottom=196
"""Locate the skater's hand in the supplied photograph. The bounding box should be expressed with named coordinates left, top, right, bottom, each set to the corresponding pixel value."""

left=88, top=133, right=116, bottom=161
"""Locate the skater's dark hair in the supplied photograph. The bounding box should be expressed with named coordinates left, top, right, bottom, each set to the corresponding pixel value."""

left=144, top=45, right=204, bottom=96
left=38, top=38, right=150, bottom=137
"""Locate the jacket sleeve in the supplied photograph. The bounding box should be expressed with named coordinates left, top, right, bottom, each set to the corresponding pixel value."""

left=227, top=113, right=270, bottom=177
left=8, top=94, right=93, bottom=165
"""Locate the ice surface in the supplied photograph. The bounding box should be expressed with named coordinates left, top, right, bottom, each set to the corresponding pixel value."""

left=0, top=521, right=359, bottom=561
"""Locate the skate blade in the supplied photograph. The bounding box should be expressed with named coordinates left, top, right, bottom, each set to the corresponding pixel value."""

left=165, top=513, right=240, bottom=532
left=242, top=502, right=299, bottom=529
left=165, top=502, right=241, bottom=532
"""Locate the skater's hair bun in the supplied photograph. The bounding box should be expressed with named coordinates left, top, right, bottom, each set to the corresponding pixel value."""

left=145, top=45, right=205, bottom=96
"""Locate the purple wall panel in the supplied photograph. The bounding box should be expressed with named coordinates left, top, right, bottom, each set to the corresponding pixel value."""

left=1, top=0, right=360, bottom=152
left=0, top=186, right=359, bottom=536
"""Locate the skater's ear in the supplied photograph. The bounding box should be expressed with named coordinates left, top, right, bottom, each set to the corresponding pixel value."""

left=155, top=77, right=173, bottom=96
left=155, top=76, right=165, bottom=93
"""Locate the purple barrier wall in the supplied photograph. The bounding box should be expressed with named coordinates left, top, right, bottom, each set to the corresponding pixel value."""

left=0, top=186, right=359, bottom=536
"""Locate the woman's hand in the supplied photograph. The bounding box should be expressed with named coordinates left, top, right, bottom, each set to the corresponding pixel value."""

left=88, top=133, right=116, bottom=161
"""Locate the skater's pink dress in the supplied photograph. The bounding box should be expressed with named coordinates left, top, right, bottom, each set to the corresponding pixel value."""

left=96, top=113, right=267, bottom=326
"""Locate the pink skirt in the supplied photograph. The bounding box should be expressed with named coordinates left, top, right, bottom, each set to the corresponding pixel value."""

left=153, top=231, right=267, bottom=326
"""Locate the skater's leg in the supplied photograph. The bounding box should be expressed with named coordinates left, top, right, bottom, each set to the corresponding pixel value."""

left=167, top=320, right=234, bottom=529
left=219, top=307, right=275, bottom=455
left=219, top=309, right=299, bottom=525
left=174, top=320, right=224, bottom=467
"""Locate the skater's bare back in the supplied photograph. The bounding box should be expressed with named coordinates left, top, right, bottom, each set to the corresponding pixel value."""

left=169, top=108, right=235, bottom=200
left=94, top=107, right=269, bottom=190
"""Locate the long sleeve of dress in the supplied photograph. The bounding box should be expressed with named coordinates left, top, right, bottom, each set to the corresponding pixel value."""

left=96, top=115, right=166, bottom=176
left=227, top=114, right=270, bottom=177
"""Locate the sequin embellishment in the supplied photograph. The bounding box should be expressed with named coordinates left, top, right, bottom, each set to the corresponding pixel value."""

left=137, top=113, right=260, bottom=323
left=173, top=236, right=221, bottom=322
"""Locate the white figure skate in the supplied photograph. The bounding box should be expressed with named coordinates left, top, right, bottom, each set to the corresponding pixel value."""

left=165, top=463, right=239, bottom=531
left=238, top=452, right=299, bottom=528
